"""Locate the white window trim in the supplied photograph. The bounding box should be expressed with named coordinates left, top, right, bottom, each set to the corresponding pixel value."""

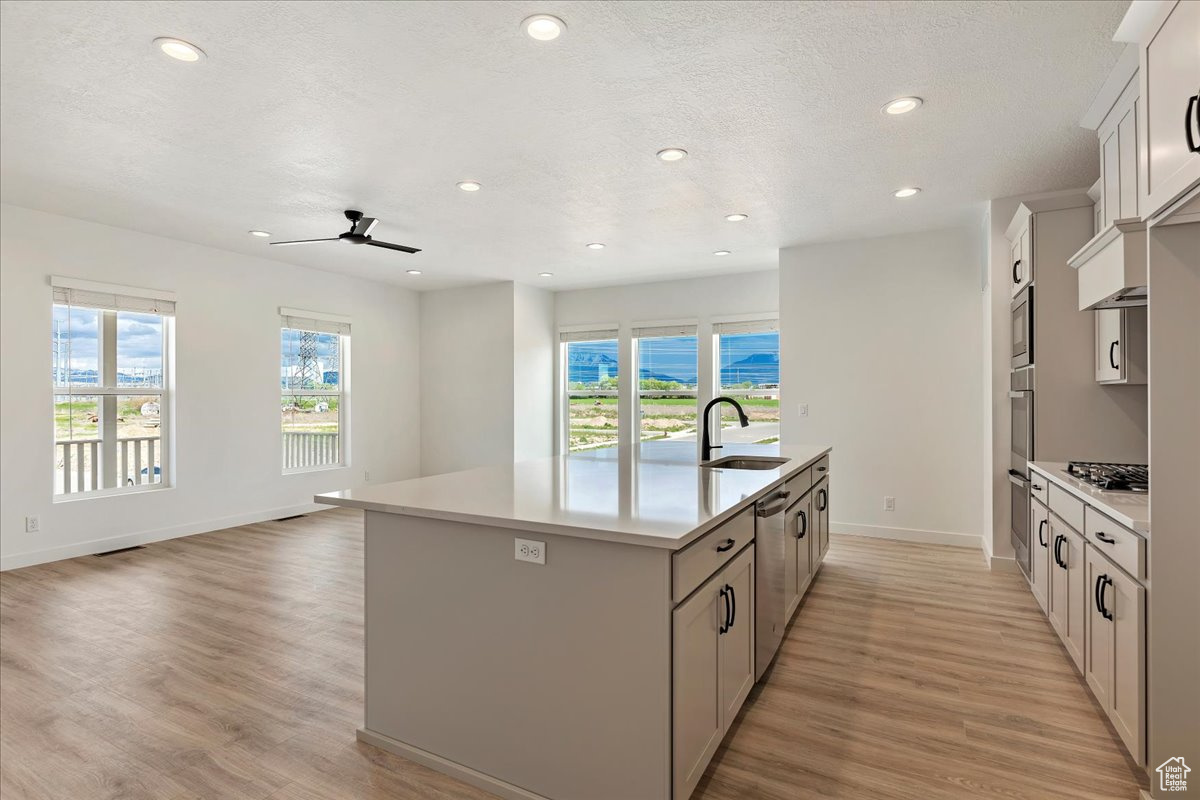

left=52, top=286, right=174, bottom=500
left=632, top=323, right=700, bottom=447
left=281, top=311, right=350, bottom=474
left=558, top=325, right=620, bottom=454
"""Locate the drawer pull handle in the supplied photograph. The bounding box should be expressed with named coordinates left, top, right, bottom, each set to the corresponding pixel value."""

left=817, top=488, right=828, bottom=512
left=1187, top=94, right=1200, bottom=154
left=716, top=538, right=735, bottom=553
left=719, top=586, right=729, bottom=634
left=1053, top=534, right=1066, bottom=569
left=1037, top=519, right=1047, bottom=547
left=1095, top=531, right=1116, bottom=545
left=1096, top=574, right=1114, bottom=621
left=817, top=466, right=827, bottom=472
left=1109, top=340, right=1119, bottom=370
left=726, top=583, right=736, bottom=630
left=1031, top=483, right=1043, bottom=491
left=797, top=509, right=807, bottom=539
left=1012, top=259, right=1021, bottom=284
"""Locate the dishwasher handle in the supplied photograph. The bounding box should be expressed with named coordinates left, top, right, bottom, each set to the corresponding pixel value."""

left=756, top=490, right=792, bottom=517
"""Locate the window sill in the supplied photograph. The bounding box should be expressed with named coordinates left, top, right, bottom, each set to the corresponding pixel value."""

left=282, top=464, right=347, bottom=476
left=53, top=483, right=172, bottom=503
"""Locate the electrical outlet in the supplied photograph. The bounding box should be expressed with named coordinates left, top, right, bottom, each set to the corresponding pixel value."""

left=25, top=515, right=40, bottom=533
left=883, top=496, right=895, bottom=512
left=515, top=538, right=545, bottom=565
left=797, top=403, right=809, bottom=417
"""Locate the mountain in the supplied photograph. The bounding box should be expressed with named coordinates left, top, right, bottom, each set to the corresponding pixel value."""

left=720, top=352, right=779, bottom=386
left=567, top=350, right=619, bottom=384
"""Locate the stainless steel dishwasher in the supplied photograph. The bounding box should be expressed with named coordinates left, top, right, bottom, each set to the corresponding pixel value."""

left=754, top=487, right=791, bottom=679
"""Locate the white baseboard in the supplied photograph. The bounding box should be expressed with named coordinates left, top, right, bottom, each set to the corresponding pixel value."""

left=831, top=521, right=982, bottom=549
left=0, top=502, right=326, bottom=571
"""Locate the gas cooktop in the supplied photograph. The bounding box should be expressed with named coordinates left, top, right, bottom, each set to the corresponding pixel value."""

left=1066, top=462, right=1149, bottom=493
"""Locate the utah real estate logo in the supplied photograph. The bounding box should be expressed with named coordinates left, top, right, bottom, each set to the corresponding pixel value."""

left=1157, top=757, right=1191, bottom=792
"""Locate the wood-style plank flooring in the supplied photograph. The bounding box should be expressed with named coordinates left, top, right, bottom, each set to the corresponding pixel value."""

left=0, top=510, right=1147, bottom=799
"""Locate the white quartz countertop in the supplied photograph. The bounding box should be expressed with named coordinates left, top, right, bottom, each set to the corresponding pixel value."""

left=316, top=441, right=831, bottom=550
left=1030, top=461, right=1149, bottom=535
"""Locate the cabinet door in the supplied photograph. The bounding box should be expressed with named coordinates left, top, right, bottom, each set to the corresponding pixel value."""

left=672, top=575, right=723, bottom=800
left=1140, top=0, right=1200, bottom=218
left=719, top=547, right=755, bottom=728
left=1107, top=565, right=1146, bottom=765
left=1030, top=501, right=1050, bottom=614
left=1047, top=518, right=1069, bottom=639
left=817, top=481, right=830, bottom=561
left=1061, top=526, right=1087, bottom=673
left=1096, top=309, right=1124, bottom=383
left=1084, top=548, right=1113, bottom=711
left=1009, top=237, right=1024, bottom=297
left=784, top=499, right=799, bottom=619
left=789, top=493, right=812, bottom=615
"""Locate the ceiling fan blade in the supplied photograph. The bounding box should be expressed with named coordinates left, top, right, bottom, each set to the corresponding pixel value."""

left=365, top=239, right=421, bottom=254
left=269, top=237, right=341, bottom=246
left=352, top=217, right=379, bottom=236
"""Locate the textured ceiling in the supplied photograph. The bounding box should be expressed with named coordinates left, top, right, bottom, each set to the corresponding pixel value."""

left=0, top=0, right=1127, bottom=290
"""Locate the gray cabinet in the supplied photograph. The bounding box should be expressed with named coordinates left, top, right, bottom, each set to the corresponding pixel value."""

left=1095, top=307, right=1147, bottom=385
left=784, top=491, right=810, bottom=619
left=813, top=477, right=830, bottom=565
left=1048, top=515, right=1086, bottom=672
left=1030, top=499, right=1050, bottom=614
left=672, top=544, right=754, bottom=800
left=1139, top=0, right=1200, bottom=219
left=1085, top=546, right=1146, bottom=766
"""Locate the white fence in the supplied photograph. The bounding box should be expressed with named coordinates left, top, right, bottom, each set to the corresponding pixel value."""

left=55, top=436, right=161, bottom=495
left=283, top=431, right=340, bottom=469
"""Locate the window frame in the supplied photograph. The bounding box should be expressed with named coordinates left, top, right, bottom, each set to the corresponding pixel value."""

left=632, top=321, right=699, bottom=447
left=51, top=279, right=175, bottom=501
left=558, top=325, right=620, bottom=454
left=280, top=308, right=351, bottom=474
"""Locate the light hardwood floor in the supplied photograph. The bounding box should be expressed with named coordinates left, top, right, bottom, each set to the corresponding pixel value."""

left=0, top=510, right=1146, bottom=800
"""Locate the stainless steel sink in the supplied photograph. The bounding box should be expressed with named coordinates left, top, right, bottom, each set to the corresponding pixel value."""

left=701, top=455, right=790, bottom=470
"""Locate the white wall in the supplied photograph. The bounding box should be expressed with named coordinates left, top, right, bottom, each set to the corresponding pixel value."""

left=419, top=281, right=557, bottom=476
left=780, top=227, right=985, bottom=547
left=0, top=204, right=421, bottom=569
left=419, top=283, right=516, bottom=477
left=513, top=284, right=555, bottom=462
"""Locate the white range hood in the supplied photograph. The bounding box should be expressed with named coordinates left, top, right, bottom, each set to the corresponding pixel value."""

left=1068, top=218, right=1147, bottom=310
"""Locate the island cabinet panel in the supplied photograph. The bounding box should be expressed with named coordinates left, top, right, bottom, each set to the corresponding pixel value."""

left=672, top=574, right=723, bottom=800
left=786, top=490, right=812, bottom=618
left=1030, top=499, right=1050, bottom=614
left=363, top=513, right=672, bottom=800
left=672, top=544, right=755, bottom=800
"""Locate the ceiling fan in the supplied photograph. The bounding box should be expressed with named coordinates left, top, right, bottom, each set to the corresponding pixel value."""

left=270, top=210, right=421, bottom=254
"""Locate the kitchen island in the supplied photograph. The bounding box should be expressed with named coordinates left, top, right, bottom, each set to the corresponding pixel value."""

left=317, top=441, right=832, bottom=800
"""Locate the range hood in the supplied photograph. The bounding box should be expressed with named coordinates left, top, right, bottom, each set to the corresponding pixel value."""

left=1068, top=218, right=1147, bottom=310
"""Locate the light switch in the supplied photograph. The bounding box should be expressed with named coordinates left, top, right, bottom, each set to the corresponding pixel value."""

left=797, top=403, right=809, bottom=417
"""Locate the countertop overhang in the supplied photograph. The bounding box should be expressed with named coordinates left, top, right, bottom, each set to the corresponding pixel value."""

left=316, top=441, right=831, bottom=550
left=1030, top=461, right=1149, bottom=535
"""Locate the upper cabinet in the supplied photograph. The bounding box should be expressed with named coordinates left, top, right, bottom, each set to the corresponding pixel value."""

left=1008, top=210, right=1034, bottom=298
left=1138, top=0, right=1200, bottom=220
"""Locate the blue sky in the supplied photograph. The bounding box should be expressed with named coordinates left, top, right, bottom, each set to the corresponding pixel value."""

left=568, top=332, right=779, bottom=385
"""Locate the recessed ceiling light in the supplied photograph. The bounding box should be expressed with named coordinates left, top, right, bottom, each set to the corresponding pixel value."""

left=538, top=272, right=554, bottom=278
left=154, top=37, right=205, bottom=62
left=882, top=96, right=922, bottom=115
left=893, top=187, right=921, bottom=198
left=457, top=180, right=482, bottom=192
left=713, top=250, right=731, bottom=256
left=522, top=14, right=566, bottom=41
left=724, top=213, right=748, bottom=222
left=406, top=269, right=422, bottom=275
left=586, top=242, right=605, bottom=250
left=657, top=148, right=688, bottom=162
left=248, top=230, right=271, bottom=238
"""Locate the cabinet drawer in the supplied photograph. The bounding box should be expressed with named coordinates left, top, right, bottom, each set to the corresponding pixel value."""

left=811, top=454, right=830, bottom=480
left=674, top=507, right=754, bottom=604
left=784, top=467, right=812, bottom=499
left=1049, top=484, right=1085, bottom=533
left=1085, top=507, right=1145, bottom=580
left=1029, top=471, right=1050, bottom=505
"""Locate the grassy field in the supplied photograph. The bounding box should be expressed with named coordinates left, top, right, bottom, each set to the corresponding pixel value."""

left=54, top=396, right=161, bottom=441
left=567, top=396, right=779, bottom=451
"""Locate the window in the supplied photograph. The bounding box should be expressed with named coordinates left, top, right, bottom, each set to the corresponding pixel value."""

left=52, top=280, right=173, bottom=497
left=715, top=320, right=780, bottom=444
left=634, top=324, right=698, bottom=443
left=561, top=329, right=618, bottom=452
left=281, top=309, right=349, bottom=471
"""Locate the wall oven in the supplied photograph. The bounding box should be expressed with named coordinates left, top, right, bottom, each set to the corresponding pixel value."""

left=1011, top=285, right=1033, bottom=370
left=1009, top=367, right=1034, bottom=577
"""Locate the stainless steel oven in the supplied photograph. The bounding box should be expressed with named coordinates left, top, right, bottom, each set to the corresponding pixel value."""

left=1011, top=285, right=1033, bottom=369
left=1009, top=367, right=1034, bottom=577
